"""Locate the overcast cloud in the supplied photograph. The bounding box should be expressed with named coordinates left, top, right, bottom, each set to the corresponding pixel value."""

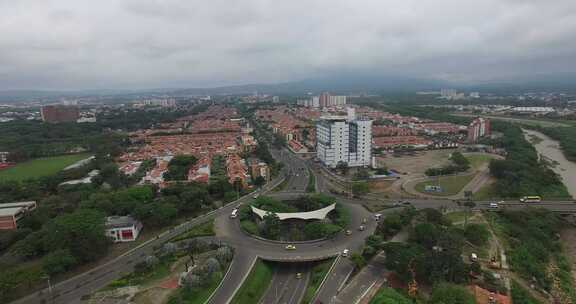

left=1, top=0, right=576, bottom=90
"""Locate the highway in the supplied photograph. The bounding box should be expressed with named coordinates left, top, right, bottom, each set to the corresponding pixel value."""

left=10, top=168, right=286, bottom=304
left=259, top=263, right=310, bottom=304
left=11, top=143, right=576, bottom=304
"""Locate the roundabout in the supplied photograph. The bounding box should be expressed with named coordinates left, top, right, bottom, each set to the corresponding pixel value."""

left=213, top=192, right=377, bottom=262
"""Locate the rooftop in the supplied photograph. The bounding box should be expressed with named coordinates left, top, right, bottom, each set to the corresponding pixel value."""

left=251, top=203, right=336, bottom=221
left=105, top=215, right=141, bottom=229
left=0, top=207, right=24, bottom=217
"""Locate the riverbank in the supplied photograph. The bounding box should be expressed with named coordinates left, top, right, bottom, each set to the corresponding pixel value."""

left=523, top=129, right=576, bottom=198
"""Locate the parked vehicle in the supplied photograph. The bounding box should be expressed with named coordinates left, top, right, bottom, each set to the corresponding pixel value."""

left=488, top=202, right=499, bottom=209
left=358, top=225, right=366, bottom=231
left=285, top=244, right=296, bottom=250
left=342, top=249, right=349, bottom=257
left=230, top=208, right=238, bottom=218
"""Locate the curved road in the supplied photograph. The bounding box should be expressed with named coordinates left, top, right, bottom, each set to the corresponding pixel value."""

left=10, top=146, right=576, bottom=304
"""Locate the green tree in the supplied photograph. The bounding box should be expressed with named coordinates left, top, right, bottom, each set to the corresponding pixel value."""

left=42, top=249, right=78, bottom=275
left=412, top=223, right=440, bottom=249
left=464, top=224, right=490, bottom=246
left=164, top=155, right=197, bottom=181
left=352, top=182, right=370, bottom=196
left=253, top=176, right=266, bottom=187
left=429, top=283, right=475, bottom=304
left=369, top=288, right=412, bottom=304
left=350, top=252, right=366, bottom=269
left=261, top=213, right=281, bottom=240
left=366, top=235, right=384, bottom=250
left=42, top=209, right=109, bottom=263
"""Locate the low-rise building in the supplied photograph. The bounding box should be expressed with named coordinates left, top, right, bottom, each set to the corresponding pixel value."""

left=0, top=201, right=37, bottom=230
left=250, top=161, right=270, bottom=182
left=105, top=216, right=143, bottom=242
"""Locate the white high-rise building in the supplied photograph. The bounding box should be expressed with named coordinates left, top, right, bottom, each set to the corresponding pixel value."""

left=316, top=108, right=372, bottom=168
left=329, top=95, right=347, bottom=107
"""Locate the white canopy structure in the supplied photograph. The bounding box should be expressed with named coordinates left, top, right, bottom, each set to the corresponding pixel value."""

left=250, top=204, right=336, bottom=221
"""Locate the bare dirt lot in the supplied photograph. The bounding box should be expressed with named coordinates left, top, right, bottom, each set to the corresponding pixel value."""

left=376, top=149, right=456, bottom=175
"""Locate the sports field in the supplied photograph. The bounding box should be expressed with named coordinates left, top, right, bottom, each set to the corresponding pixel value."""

left=0, top=153, right=91, bottom=181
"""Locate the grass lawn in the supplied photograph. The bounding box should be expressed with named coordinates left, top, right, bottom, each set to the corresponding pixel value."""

left=230, top=259, right=274, bottom=304
left=307, top=169, right=316, bottom=192
left=472, top=183, right=497, bottom=200
left=445, top=211, right=467, bottom=225
left=171, top=220, right=215, bottom=242
left=465, top=154, right=495, bottom=170
left=414, top=174, right=476, bottom=196
left=301, top=258, right=336, bottom=304
left=0, top=153, right=91, bottom=181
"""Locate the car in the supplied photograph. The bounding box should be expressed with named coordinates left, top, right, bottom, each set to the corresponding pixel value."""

left=358, top=225, right=366, bottom=231
left=342, top=249, right=350, bottom=257
left=362, top=218, right=367, bottom=224
left=488, top=202, right=499, bottom=209
left=296, top=273, right=303, bottom=279
left=230, top=208, right=238, bottom=218
left=253, top=193, right=259, bottom=199
left=402, top=201, right=411, bottom=205
left=345, top=230, right=352, bottom=235
left=285, top=244, right=296, bottom=250
left=374, top=214, right=382, bottom=221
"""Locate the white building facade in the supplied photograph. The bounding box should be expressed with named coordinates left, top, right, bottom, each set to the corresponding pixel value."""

left=316, top=110, right=372, bottom=168
left=105, top=216, right=143, bottom=242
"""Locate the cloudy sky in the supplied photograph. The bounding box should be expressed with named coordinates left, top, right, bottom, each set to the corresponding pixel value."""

left=1, top=0, right=576, bottom=90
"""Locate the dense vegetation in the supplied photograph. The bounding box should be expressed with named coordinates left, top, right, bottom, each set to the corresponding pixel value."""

left=489, top=123, right=569, bottom=198
left=369, top=287, right=412, bottom=304
left=164, top=155, right=198, bottom=181
left=0, top=134, right=238, bottom=301
left=0, top=105, right=210, bottom=162
left=425, top=151, right=470, bottom=176
left=511, top=280, right=542, bottom=304
left=381, top=209, right=490, bottom=288
left=489, top=209, right=571, bottom=294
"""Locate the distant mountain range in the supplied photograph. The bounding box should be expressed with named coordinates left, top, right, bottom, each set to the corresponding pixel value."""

left=1, top=73, right=576, bottom=102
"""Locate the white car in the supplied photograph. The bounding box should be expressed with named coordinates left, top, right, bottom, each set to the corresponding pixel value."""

left=342, top=249, right=350, bottom=257
left=230, top=208, right=238, bottom=218
left=488, top=202, right=499, bottom=209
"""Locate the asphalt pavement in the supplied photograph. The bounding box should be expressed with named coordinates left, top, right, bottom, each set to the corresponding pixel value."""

left=11, top=145, right=576, bottom=304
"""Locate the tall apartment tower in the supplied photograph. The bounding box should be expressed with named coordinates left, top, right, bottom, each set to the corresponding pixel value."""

left=467, top=117, right=491, bottom=143
left=316, top=108, right=372, bottom=168
left=319, top=92, right=331, bottom=108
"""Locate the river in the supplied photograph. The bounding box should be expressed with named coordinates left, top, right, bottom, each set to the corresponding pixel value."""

left=523, top=129, right=576, bottom=198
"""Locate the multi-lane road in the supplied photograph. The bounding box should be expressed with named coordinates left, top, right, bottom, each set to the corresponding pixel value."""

left=10, top=145, right=576, bottom=304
